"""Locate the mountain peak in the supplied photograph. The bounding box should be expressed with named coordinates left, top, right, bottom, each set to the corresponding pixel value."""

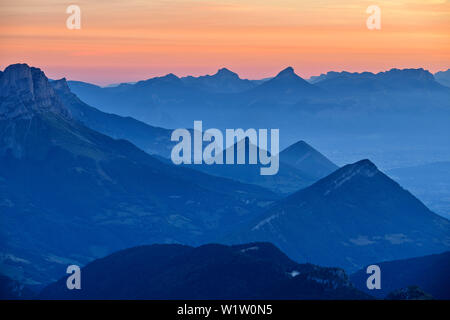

left=283, top=140, right=309, bottom=151
left=215, top=68, right=239, bottom=79
left=294, top=159, right=382, bottom=198
left=0, top=63, right=70, bottom=120
left=280, top=140, right=338, bottom=179
left=276, top=66, right=296, bottom=78
left=51, top=78, right=71, bottom=94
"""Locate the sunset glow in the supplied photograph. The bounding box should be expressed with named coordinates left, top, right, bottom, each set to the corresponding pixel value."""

left=1, top=0, right=449, bottom=85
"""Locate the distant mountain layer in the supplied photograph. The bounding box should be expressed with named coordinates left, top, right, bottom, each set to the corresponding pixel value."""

left=66, top=67, right=450, bottom=172
left=51, top=79, right=338, bottom=194
left=52, top=78, right=174, bottom=158
left=311, top=68, right=446, bottom=93
left=39, top=243, right=371, bottom=300
left=279, top=140, right=338, bottom=178
left=350, top=251, right=450, bottom=300
left=229, top=159, right=450, bottom=272
left=0, top=64, right=277, bottom=285
left=180, top=138, right=337, bottom=194
left=181, top=68, right=258, bottom=93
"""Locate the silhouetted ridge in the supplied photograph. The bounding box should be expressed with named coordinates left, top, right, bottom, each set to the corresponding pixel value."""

left=215, top=67, right=239, bottom=79
left=39, top=242, right=371, bottom=300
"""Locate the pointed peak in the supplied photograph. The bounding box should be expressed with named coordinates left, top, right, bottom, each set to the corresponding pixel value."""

left=215, top=68, right=239, bottom=78
left=3, top=63, right=31, bottom=74
left=336, top=159, right=379, bottom=179
left=161, top=73, right=180, bottom=80
left=289, top=140, right=309, bottom=148
left=276, top=67, right=296, bottom=77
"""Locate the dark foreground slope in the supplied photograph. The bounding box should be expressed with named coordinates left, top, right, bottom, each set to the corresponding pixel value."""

left=39, top=243, right=371, bottom=300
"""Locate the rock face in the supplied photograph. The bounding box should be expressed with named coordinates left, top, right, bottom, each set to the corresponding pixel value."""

left=0, top=64, right=70, bottom=120
left=314, top=68, right=446, bottom=93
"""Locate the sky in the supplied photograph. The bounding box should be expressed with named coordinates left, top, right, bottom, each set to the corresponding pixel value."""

left=0, top=0, right=449, bottom=85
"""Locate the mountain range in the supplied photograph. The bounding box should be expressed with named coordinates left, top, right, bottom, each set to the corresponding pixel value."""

left=39, top=242, right=371, bottom=300
left=51, top=77, right=338, bottom=194
left=67, top=66, right=450, bottom=180
left=1, top=63, right=449, bottom=298
left=0, top=64, right=277, bottom=285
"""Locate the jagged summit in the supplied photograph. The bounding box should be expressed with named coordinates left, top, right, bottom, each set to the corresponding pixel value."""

left=0, top=63, right=70, bottom=120
left=51, top=78, right=71, bottom=94
left=312, top=68, right=445, bottom=93
left=252, top=66, right=318, bottom=95
left=215, top=67, right=239, bottom=79
left=340, top=159, right=378, bottom=176
left=275, top=66, right=296, bottom=78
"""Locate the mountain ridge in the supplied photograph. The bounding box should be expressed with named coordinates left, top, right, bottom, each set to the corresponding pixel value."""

left=39, top=242, right=372, bottom=300
left=228, top=159, right=450, bottom=271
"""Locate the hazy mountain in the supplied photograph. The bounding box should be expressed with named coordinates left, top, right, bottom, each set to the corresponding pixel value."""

left=51, top=80, right=335, bottom=193
left=434, top=69, right=450, bottom=87
left=67, top=67, right=450, bottom=162
left=387, top=161, right=450, bottom=219
left=39, top=242, right=371, bottom=300
left=350, top=251, right=450, bottom=300
left=279, top=140, right=338, bottom=179
left=181, top=68, right=257, bottom=93
left=229, top=159, right=450, bottom=272
left=69, top=73, right=209, bottom=127
left=52, top=78, right=175, bottom=158
left=181, top=137, right=315, bottom=193
left=0, top=63, right=277, bottom=285
left=183, top=138, right=337, bottom=194
left=314, top=68, right=448, bottom=94
left=245, top=67, right=321, bottom=103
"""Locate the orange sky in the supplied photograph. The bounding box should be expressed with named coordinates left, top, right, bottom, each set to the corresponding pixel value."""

left=1, top=0, right=449, bottom=85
